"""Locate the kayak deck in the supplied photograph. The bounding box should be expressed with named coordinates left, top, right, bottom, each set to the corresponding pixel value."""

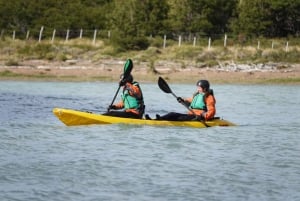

left=53, top=108, right=236, bottom=128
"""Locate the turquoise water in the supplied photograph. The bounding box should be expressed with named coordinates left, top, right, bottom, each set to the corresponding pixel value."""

left=0, top=81, right=299, bottom=201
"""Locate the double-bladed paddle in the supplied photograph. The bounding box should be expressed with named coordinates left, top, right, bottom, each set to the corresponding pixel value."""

left=107, top=59, right=133, bottom=112
left=158, top=76, right=209, bottom=127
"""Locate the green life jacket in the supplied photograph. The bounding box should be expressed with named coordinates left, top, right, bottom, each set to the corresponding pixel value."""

left=122, top=82, right=144, bottom=111
left=190, top=92, right=206, bottom=111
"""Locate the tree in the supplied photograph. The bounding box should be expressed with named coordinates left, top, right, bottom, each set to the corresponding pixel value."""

left=231, top=0, right=300, bottom=37
left=168, top=0, right=237, bottom=36
left=108, top=0, right=152, bottom=50
left=136, top=0, right=170, bottom=36
left=0, top=0, right=33, bottom=32
left=167, top=0, right=191, bottom=33
left=269, top=0, right=300, bottom=37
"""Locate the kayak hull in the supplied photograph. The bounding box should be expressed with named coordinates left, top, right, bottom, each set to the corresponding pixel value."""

left=53, top=108, right=236, bottom=128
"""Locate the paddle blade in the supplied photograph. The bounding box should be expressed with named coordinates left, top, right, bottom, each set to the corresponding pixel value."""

left=108, top=59, right=133, bottom=111
left=123, top=59, right=133, bottom=78
left=158, top=77, right=172, bottom=94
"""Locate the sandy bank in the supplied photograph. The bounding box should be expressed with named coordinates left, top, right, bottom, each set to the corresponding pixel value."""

left=0, top=59, right=299, bottom=84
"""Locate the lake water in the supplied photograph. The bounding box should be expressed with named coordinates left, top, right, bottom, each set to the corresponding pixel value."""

left=0, top=80, right=299, bottom=201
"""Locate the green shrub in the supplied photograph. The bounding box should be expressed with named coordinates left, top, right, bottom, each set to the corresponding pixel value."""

left=149, top=36, right=164, bottom=48
left=5, top=59, right=19, bottom=66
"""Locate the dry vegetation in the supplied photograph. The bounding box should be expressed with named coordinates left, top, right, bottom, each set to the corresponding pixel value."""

left=0, top=38, right=300, bottom=84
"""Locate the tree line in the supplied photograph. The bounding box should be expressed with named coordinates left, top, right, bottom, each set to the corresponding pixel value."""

left=0, top=0, right=299, bottom=50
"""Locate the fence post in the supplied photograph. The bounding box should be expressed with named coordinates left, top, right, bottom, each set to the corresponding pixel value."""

left=285, top=41, right=289, bottom=52
left=163, top=35, right=166, bottom=48
left=12, top=30, right=15, bottom=40
left=39, top=26, right=44, bottom=42
left=257, top=41, right=260, bottom=49
left=224, top=34, right=227, bottom=47
left=108, top=30, right=111, bottom=39
left=178, top=35, right=181, bottom=47
left=93, top=29, right=97, bottom=44
left=271, top=41, right=274, bottom=49
left=193, top=37, right=196, bottom=47
left=51, top=29, right=56, bottom=43
left=65, top=29, right=70, bottom=42
left=79, top=29, right=83, bottom=38
left=208, top=37, right=211, bottom=50
left=26, top=30, right=30, bottom=40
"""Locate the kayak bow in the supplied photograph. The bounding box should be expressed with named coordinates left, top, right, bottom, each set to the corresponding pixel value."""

left=53, top=108, right=236, bottom=128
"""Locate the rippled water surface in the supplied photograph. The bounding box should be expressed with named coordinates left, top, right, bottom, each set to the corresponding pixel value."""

left=0, top=81, right=299, bottom=201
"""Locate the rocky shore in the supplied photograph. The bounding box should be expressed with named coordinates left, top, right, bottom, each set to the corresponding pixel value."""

left=0, top=59, right=299, bottom=84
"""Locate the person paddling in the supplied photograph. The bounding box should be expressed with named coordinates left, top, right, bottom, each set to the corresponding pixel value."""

left=103, top=61, right=145, bottom=119
left=147, top=79, right=215, bottom=121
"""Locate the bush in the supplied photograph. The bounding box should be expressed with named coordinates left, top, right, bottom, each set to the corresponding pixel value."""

left=110, top=31, right=150, bottom=52
left=149, top=36, right=164, bottom=48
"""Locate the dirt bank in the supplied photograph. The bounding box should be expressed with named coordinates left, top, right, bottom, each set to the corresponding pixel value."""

left=0, top=59, right=299, bottom=84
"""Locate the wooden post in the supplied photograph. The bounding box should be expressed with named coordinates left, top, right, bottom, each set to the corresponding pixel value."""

left=51, top=29, right=56, bottom=43
left=178, top=35, right=181, bottom=47
left=208, top=37, right=211, bottom=49
left=163, top=35, right=166, bottom=48
left=193, top=37, right=196, bottom=47
left=108, top=30, right=111, bottom=38
left=79, top=29, right=83, bottom=38
left=38, top=26, right=44, bottom=42
left=224, top=34, right=227, bottom=47
left=26, top=30, right=30, bottom=40
left=12, top=30, right=15, bottom=40
left=65, top=29, right=70, bottom=42
left=285, top=41, right=289, bottom=52
left=93, top=29, right=97, bottom=44
left=271, top=41, right=274, bottom=49
left=257, top=41, right=260, bottom=49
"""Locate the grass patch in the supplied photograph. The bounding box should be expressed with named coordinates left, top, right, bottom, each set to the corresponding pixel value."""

left=263, top=77, right=300, bottom=84
left=0, top=70, right=22, bottom=77
left=0, top=70, right=86, bottom=81
left=5, top=59, right=19, bottom=66
left=1, top=37, right=300, bottom=65
left=0, top=70, right=56, bottom=79
left=90, top=76, right=114, bottom=81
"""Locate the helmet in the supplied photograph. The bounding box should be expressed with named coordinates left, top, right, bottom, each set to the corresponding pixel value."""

left=120, top=73, right=133, bottom=83
left=196, top=80, right=210, bottom=91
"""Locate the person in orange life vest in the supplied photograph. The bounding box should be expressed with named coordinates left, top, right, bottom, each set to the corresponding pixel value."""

left=154, top=80, right=216, bottom=121
left=103, top=74, right=145, bottom=119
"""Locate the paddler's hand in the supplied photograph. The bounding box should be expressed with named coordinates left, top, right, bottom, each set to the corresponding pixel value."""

left=197, top=113, right=206, bottom=121
left=108, top=105, right=117, bottom=110
left=119, top=79, right=126, bottom=86
left=177, top=97, right=184, bottom=103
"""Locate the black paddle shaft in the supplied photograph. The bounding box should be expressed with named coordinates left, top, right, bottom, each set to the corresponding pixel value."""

left=158, top=76, right=209, bottom=127
left=158, top=76, right=191, bottom=111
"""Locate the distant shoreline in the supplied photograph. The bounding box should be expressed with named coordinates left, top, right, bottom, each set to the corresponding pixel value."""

left=0, top=59, right=299, bottom=84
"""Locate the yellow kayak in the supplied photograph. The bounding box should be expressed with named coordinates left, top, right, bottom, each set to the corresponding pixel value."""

left=53, top=108, right=236, bottom=128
